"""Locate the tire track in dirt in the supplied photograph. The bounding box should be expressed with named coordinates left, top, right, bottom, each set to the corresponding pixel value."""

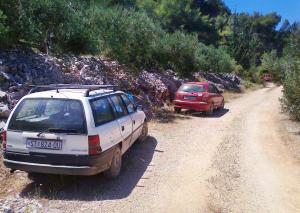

left=207, top=86, right=300, bottom=213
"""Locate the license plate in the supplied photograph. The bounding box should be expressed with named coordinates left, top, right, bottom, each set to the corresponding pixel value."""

left=26, top=139, right=62, bottom=150
left=184, top=96, right=196, bottom=100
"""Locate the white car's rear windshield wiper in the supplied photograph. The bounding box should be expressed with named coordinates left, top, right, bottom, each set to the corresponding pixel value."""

left=37, top=128, right=79, bottom=136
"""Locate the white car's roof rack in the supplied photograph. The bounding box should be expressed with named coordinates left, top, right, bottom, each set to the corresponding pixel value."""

left=28, top=84, right=117, bottom=97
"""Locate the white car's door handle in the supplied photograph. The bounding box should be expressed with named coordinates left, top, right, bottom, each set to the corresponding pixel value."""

left=121, top=126, right=125, bottom=131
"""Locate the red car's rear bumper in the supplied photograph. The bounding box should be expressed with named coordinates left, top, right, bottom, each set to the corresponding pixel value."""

left=262, top=77, right=271, bottom=81
left=174, top=100, right=210, bottom=111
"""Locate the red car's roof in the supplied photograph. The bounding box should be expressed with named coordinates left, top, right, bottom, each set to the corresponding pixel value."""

left=185, top=82, right=209, bottom=85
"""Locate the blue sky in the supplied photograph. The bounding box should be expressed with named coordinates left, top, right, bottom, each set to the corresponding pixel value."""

left=224, top=0, right=300, bottom=27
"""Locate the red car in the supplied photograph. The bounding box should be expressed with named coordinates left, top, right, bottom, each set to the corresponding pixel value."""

left=174, top=82, right=224, bottom=115
left=261, top=73, right=272, bottom=82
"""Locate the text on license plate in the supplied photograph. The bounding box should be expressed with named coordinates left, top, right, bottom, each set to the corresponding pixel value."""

left=26, top=139, right=62, bottom=150
left=184, top=96, right=196, bottom=100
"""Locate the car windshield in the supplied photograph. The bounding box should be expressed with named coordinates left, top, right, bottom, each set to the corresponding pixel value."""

left=179, top=84, right=205, bottom=93
left=8, top=98, right=86, bottom=134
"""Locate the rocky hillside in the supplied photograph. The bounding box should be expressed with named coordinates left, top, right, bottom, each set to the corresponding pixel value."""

left=0, top=49, right=244, bottom=119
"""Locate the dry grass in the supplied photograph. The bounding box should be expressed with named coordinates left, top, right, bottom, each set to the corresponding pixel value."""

left=224, top=83, right=263, bottom=103
left=151, top=105, right=191, bottom=123
left=223, top=92, right=243, bottom=103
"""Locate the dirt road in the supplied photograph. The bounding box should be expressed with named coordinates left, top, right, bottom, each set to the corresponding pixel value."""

left=0, top=85, right=300, bottom=212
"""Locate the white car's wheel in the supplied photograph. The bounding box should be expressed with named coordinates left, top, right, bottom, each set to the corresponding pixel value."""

left=174, top=108, right=181, bottom=113
left=104, top=146, right=122, bottom=179
left=138, top=121, right=148, bottom=142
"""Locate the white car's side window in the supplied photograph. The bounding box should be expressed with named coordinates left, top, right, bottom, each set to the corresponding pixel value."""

left=90, top=98, right=115, bottom=126
left=110, top=95, right=128, bottom=118
left=121, top=94, right=135, bottom=114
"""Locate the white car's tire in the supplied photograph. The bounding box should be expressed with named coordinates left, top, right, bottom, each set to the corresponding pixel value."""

left=104, top=146, right=122, bottom=179
left=138, top=121, right=148, bottom=142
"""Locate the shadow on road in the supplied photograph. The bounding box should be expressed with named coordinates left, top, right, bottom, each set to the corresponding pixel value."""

left=155, top=108, right=191, bottom=123
left=19, top=136, right=159, bottom=201
left=184, top=108, right=229, bottom=118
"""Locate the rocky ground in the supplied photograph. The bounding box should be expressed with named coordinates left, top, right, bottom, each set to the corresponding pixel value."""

left=0, top=48, right=243, bottom=119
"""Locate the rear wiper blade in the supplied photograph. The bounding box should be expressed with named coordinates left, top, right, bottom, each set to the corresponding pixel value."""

left=37, top=128, right=79, bottom=136
left=49, top=128, right=79, bottom=133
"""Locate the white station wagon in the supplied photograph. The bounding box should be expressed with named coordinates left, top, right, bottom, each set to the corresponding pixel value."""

left=1, top=85, right=148, bottom=178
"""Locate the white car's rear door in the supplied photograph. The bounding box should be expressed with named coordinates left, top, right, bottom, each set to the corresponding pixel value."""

left=120, top=94, right=145, bottom=144
left=89, top=97, right=122, bottom=151
left=109, top=95, right=133, bottom=154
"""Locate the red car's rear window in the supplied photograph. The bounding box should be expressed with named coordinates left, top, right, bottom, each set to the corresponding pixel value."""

left=179, top=84, right=205, bottom=93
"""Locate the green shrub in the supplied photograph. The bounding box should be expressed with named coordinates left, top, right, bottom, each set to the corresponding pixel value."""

left=152, top=31, right=201, bottom=75
left=281, top=59, right=300, bottom=120
left=281, top=29, right=300, bottom=121
left=0, top=1, right=21, bottom=47
left=0, top=10, right=8, bottom=46
left=0, top=0, right=98, bottom=53
left=261, top=50, right=283, bottom=82
left=152, top=31, right=236, bottom=76
left=196, top=45, right=236, bottom=73
left=90, top=7, right=163, bottom=70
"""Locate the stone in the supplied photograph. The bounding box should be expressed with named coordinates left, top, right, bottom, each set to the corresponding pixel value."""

left=8, top=66, right=18, bottom=73
left=0, top=121, right=6, bottom=130
left=0, top=90, right=6, bottom=99
left=0, top=71, right=12, bottom=81
left=0, top=103, right=11, bottom=118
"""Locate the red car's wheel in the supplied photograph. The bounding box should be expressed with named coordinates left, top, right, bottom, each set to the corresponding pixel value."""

left=174, top=108, right=181, bottom=113
left=219, top=100, right=225, bottom=110
left=205, top=103, right=214, bottom=116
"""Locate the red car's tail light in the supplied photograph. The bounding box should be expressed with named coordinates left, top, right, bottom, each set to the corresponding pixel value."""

left=1, top=131, right=7, bottom=150
left=202, top=92, right=209, bottom=101
left=88, top=135, right=101, bottom=155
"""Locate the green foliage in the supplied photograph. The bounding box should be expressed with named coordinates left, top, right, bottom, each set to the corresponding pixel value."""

left=281, top=25, right=300, bottom=120
left=0, top=10, right=8, bottom=45
left=0, top=1, right=21, bottom=47
left=261, top=50, right=283, bottom=82
left=244, top=66, right=261, bottom=83
left=133, top=0, right=221, bottom=45
left=0, top=0, right=98, bottom=53
left=191, top=0, right=230, bottom=17
left=151, top=31, right=237, bottom=76
left=152, top=31, right=201, bottom=75
left=91, top=7, right=163, bottom=70
left=228, top=12, right=282, bottom=69
left=197, top=45, right=236, bottom=73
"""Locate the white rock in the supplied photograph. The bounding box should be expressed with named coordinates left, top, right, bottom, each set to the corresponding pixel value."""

left=0, top=103, right=10, bottom=118
left=0, top=90, right=6, bottom=98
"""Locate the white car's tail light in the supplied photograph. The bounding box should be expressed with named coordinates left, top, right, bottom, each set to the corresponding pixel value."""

left=88, top=135, right=101, bottom=155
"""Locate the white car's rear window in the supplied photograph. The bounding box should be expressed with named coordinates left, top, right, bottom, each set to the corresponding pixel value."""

left=8, top=98, right=87, bottom=134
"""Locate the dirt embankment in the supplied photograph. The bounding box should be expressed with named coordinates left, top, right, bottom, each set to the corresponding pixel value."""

left=0, top=49, right=243, bottom=119
left=0, top=85, right=299, bottom=212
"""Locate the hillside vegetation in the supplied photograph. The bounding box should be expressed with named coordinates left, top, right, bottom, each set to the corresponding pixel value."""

left=0, top=0, right=299, bottom=120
